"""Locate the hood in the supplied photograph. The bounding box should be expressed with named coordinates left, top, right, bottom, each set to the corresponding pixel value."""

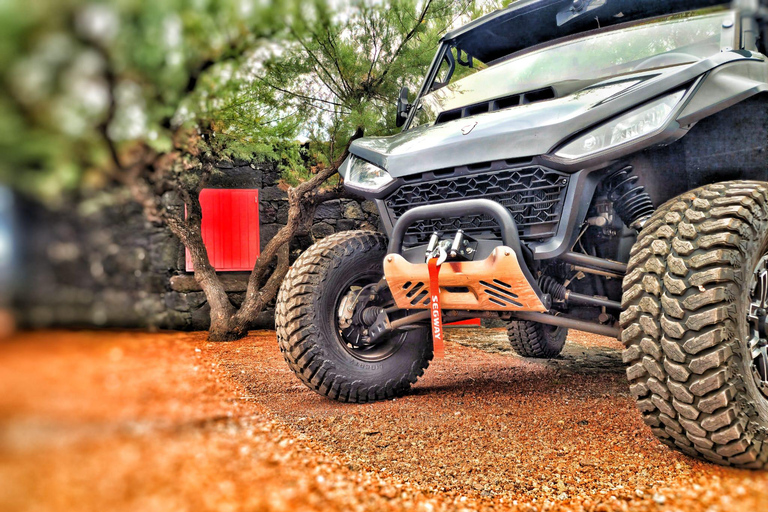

left=348, top=58, right=732, bottom=178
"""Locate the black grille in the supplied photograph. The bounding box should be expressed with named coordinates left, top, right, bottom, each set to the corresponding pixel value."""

left=385, top=164, right=569, bottom=247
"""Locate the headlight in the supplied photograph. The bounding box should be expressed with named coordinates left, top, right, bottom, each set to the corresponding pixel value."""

left=555, top=90, right=686, bottom=160
left=345, top=156, right=395, bottom=192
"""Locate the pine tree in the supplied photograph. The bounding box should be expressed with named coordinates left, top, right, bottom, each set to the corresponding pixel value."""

left=1, top=0, right=477, bottom=340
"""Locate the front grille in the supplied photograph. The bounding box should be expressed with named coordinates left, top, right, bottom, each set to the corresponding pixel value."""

left=385, top=164, right=569, bottom=247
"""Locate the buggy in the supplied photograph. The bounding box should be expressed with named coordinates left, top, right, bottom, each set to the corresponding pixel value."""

left=276, top=0, right=768, bottom=468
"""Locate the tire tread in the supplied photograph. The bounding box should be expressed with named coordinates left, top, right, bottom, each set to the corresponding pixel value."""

left=621, top=181, right=768, bottom=469
left=507, top=321, right=567, bottom=358
left=276, top=231, right=432, bottom=404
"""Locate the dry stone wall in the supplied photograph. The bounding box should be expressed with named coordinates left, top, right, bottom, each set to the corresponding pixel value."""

left=14, top=161, right=380, bottom=330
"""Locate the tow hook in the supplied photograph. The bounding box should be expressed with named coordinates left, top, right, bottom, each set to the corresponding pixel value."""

left=425, top=233, right=449, bottom=266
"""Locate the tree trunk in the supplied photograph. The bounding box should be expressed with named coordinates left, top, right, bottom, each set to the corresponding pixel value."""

left=124, top=132, right=361, bottom=343
left=208, top=316, right=247, bottom=342
left=163, top=201, right=242, bottom=342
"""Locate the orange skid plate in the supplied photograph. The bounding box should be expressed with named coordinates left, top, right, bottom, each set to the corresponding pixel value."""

left=383, top=247, right=546, bottom=312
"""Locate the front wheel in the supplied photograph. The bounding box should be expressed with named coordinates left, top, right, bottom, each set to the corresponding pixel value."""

left=276, top=231, right=432, bottom=403
left=506, top=320, right=567, bottom=359
left=621, top=181, right=768, bottom=469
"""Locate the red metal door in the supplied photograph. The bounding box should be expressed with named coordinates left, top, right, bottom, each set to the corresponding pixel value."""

left=186, top=189, right=260, bottom=272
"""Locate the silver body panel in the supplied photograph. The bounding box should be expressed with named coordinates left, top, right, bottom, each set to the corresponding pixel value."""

left=345, top=52, right=768, bottom=180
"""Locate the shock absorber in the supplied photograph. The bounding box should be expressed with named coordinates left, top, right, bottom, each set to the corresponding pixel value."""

left=605, top=166, right=655, bottom=230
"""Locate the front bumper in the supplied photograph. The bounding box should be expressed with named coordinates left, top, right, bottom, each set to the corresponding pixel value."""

left=383, top=199, right=547, bottom=312
left=384, top=247, right=547, bottom=312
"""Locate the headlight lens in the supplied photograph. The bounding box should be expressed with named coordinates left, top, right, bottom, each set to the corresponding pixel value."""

left=346, top=156, right=394, bottom=191
left=555, top=90, right=686, bottom=160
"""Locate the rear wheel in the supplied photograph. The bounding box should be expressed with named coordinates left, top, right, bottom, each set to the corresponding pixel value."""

left=507, top=320, right=567, bottom=358
left=621, top=181, right=768, bottom=469
left=276, top=231, right=432, bottom=403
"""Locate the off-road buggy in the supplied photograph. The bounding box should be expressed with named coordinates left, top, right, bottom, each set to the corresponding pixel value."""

left=276, top=0, right=768, bottom=469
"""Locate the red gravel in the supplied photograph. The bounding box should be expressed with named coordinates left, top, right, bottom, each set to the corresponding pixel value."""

left=0, top=328, right=766, bottom=512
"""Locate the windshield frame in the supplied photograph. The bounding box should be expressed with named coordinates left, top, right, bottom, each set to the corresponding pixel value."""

left=403, top=42, right=450, bottom=129
left=403, top=7, right=733, bottom=131
left=487, top=7, right=731, bottom=68
left=445, top=0, right=731, bottom=64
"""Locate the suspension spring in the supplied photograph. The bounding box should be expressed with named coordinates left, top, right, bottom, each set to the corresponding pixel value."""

left=605, top=166, right=655, bottom=230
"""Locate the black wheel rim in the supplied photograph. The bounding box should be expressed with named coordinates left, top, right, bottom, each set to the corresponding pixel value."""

left=747, top=255, right=768, bottom=399
left=332, top=271, right=407, bottom=363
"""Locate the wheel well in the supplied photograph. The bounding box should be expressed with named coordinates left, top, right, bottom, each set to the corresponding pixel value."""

left=627, top=93, right=768, bottom=208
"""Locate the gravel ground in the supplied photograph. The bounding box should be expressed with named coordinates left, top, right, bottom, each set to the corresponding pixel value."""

left=0, top=328, right=766, bottom=512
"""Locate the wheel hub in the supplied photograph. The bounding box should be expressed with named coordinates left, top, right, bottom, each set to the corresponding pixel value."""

left=338, top=286, right=371, bottom=348
left=747, top=256, right=768, bottom=399
left=337, top=281, right=390, bottom=350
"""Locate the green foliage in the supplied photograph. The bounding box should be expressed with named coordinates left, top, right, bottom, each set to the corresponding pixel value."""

left=0, top=0, right=488, bottom=201
left=249, top=0, right=477, bottom=170
left=0, top=0, right=299, bottom=201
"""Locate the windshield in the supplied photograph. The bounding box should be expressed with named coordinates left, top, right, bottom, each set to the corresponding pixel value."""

left=411, top=8, right=728, bottom=129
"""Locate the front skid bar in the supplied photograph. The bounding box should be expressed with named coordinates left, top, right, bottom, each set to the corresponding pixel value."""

left=384, top=246, right=547, bottom=312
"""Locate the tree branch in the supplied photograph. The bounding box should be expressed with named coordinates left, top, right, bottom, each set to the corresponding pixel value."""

left=375, top=0, right=434, bottom=86
left=238, top=128, right=364, bottom=315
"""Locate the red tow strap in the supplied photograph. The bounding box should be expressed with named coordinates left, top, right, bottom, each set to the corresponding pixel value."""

left=427, top=257, right=444, bottom=358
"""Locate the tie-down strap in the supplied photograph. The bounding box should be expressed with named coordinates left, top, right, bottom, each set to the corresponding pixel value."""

left=427, top=257, right=444, bottom=358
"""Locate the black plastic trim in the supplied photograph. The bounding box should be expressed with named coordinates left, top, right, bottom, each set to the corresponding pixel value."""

left=531, top=167, right=603, bottom=260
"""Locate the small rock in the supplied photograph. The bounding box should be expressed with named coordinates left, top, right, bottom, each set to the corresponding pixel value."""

left=311, top=222, right=335, bottom=240
left=343, top=202, right=366, bottom=220
left=361, top=200, right=379, bottom=214
left=259, top=187, right=287, bottom=201
left=337, top=219, right=357, bottom=231
left=314, top=200, right=341, bottom=220
left=652, top=493, right=666, bottom=505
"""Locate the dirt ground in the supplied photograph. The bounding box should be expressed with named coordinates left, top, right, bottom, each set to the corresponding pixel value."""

left=0, top=328, right=766, bottom=512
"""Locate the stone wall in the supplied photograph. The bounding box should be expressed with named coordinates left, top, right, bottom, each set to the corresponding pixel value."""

left=13, top=161, right=380, bottom=331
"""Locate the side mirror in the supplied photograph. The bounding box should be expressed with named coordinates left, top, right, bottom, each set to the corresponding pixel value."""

left=396, top=86, right=411, bottom=128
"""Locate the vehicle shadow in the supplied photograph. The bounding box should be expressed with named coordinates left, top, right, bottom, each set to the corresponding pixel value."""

left=445, top=328, right=626, bottom=375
